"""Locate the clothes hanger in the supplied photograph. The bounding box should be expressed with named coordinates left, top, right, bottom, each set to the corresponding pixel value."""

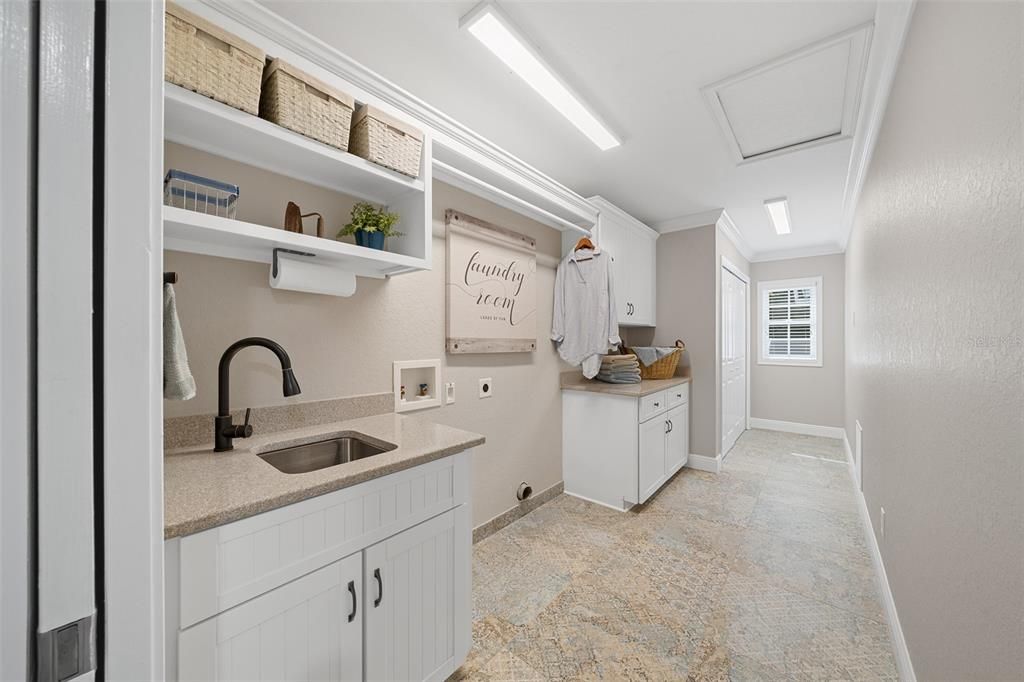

left=573, top=235, right=597, bottom=260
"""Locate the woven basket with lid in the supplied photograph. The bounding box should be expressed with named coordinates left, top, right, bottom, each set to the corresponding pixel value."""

left=349, top=104, right=424, bottom=178
left=164, top=3, right=265, bottom=115
left=260, top=59, right=355, bottom=152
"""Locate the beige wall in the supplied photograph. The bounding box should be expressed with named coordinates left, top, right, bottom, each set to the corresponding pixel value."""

left=845, top=2, right=1023, bottom=678
left=628, top=225, right=718, bottom=457
left=164, top=143, right=570, bottom=529
left=750, top=254, right=845, bottom=428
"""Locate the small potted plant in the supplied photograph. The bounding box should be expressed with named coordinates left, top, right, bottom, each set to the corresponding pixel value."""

left=337, top=201, right=402, bottom=251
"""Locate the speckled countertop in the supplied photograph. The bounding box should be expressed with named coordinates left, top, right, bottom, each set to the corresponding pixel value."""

left=559, top=372, right=692, bottom=397
left=164, top=413, right=484, bottom=539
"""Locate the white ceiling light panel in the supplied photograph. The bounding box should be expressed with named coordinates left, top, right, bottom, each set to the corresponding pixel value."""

left=764, top=197, right=792, bottom=235
left=461, top=1, right=620, bottom=151
left=702, top=23, right=873, bottom=164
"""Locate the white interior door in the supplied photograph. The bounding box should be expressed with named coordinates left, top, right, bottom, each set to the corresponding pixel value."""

left=721, top=265, right=748, bottom=456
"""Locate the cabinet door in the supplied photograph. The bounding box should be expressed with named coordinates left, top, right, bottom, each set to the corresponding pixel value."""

left=665, top=404, right=688, bottom=476
left=597, top=215, right=631, bottom=325
left=629, top=235, right=657, bottom=326
left=638, top=416, right=668, bottom=503
left=365, top=506, right=471, bottom=682
left=178, top=552, right=363, bottom=682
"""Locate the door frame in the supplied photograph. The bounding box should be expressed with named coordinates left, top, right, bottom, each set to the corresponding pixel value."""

left=0, top=1, right=35, bottom=677
left=720, top=256, right=751, bottom=457
left=102, top=2, right=165, bottom=679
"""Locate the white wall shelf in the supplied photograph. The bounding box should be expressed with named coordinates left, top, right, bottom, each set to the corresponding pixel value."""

left=393, top=360, right=442, bottom=413
left=164, top=206, right=425, bottom=278
left=165, top=84, right=425, bottom=203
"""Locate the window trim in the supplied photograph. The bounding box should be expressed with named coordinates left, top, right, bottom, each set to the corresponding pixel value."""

left=757, top=276, right=823, bottom=367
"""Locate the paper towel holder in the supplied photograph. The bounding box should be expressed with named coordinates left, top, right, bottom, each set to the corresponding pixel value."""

left=272, top=248, right=315, bottom=279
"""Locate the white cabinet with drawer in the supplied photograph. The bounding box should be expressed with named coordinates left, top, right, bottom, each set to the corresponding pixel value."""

left=562, top=382, right=690, bottom=510
left=165, top=451, right=473, bottom=682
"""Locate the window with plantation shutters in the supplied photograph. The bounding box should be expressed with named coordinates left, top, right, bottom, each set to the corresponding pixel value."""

left=757, top=277, right=822, bottom=366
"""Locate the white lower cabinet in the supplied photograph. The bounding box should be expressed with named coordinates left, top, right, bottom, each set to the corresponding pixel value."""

left=562, top=384, right=690, bottom=510
left=166, top=452, right=473, bottom=682
left=365, top=507, right=470, bottom=682
left=179, top=552, right=363, bottom=682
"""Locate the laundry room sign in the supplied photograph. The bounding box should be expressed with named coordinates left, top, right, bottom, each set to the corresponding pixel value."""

left=445, top=209, right=537, bottom=353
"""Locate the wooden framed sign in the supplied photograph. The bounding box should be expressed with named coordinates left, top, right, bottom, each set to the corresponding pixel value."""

left=446, top=210, right=537, bottom=353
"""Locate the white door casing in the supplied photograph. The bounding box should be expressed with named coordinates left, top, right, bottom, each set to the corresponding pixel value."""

left=36, top=2, right=97, bottom=678
left=721, top=261, right=749, bottom=456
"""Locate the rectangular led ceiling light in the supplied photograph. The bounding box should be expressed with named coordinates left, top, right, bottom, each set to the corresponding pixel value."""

left=461, top=2, right=620, bottom=151
left=764, top=197, right=792, bottom=235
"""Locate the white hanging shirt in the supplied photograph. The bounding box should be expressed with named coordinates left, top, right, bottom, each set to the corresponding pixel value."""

left=551, top=248, right=621, bottom=378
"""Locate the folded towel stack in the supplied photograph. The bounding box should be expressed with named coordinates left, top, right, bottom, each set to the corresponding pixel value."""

left=595, top=354, right=641, bottom=384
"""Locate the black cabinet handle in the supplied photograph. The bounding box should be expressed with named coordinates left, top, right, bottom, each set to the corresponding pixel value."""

left=665, top=420, right=670, bottom=434
left=668, top=420, right=674, bottom=433
left=373, top=568, right=383, bottom=607
left=347, top=580, right=357, bottom=622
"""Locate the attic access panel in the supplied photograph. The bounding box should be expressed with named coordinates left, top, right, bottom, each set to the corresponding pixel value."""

left=703, top=23, right=873, bottom=164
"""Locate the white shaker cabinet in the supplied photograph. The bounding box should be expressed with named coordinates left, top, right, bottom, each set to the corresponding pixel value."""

left=165, top=452, right=473, bottom=682
left=588, top=196, right=658, bottom=327
left=365, top=507, right=470, bottom=682
left=562, top=382, right=690, bottom=510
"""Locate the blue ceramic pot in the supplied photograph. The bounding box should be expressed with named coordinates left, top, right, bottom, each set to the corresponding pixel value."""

left=354, top=230, right=386, bottom=250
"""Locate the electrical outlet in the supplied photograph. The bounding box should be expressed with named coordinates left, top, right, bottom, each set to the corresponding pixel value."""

left=880, top=506, right=886, bottom=538
left=445, top=382, right=455, bottom=405
left=479, top=378, right=493, bottom=399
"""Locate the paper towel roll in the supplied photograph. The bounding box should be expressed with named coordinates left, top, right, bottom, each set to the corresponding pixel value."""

left=269, top=252, right=357, bottom=297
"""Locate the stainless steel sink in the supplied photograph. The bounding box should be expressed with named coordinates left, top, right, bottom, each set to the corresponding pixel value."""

left=258, top=435, right=396, bottom=474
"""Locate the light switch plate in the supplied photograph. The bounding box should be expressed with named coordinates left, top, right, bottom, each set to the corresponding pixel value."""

left=479, top=378, right=493, bottom=399
left=445, top=382, right=455, bottom=404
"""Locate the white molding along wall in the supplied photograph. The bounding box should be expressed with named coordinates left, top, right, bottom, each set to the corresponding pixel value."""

left=840, top=0, right=917, bottom=250
left=189, top=0, right=598, bottom=234
left=843, top=432, right=917, bottom=682
left=655, top=208, right=756, bottom=262
left=748, top=418, right=845, bottom=440
left=685, top=453, right=722, bottom=474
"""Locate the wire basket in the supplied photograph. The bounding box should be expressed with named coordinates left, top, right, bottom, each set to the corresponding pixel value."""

left=624, top=340, right=685, bottom=380
left=163, top=169, right=239, bottom=219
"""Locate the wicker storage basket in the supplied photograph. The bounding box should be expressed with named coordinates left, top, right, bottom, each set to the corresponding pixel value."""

left=260, top=59, right=356, bottom=151
left=349, top=104, right=424, bottom=177
left=165, top=3, right=265, bottom=115
left=626, top=340, right=685, bottom=380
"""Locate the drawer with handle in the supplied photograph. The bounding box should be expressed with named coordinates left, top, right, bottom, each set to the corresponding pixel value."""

left=640, top=390, right=668, bottom=422
left=666, top=383, right=689, bottom=408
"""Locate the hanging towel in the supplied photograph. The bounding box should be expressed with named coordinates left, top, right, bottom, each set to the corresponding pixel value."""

left=163, top=283, right=196, bottom=400
left=551, top=248, right=620, bottom=379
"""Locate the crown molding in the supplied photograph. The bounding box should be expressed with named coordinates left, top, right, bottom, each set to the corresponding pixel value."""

left=840, top=0, right=917, bottom=249
left=587, top=196, right=659, bottom=238
left=716, top=210, right=756, bottom=262
left=654, top=209, right=725, bottom=234
left=196, top=0, right=598, bottom=229
left=749, top=242, right=844, bottom=263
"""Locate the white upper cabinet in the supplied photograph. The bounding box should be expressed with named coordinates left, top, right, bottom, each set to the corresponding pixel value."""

left=587, top=196, right=658, bottom=327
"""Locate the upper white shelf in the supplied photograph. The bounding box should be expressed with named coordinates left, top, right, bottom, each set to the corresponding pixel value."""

left=163, top=206, right=425, bottom=279
left=163, top=83, right=425, bottom=205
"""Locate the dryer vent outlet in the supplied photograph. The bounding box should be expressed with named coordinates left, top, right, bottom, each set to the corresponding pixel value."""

left=516, top=482, right=533, bottom=502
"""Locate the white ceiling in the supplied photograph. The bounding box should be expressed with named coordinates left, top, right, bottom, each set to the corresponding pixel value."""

left=260, top=0, right=880, bottom=258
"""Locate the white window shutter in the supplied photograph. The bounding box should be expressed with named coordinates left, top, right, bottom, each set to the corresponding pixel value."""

left=760, top=279, right=821, bottom=363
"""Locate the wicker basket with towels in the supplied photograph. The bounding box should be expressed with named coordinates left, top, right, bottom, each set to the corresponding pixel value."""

left=623, top=340, right=685, bottom=380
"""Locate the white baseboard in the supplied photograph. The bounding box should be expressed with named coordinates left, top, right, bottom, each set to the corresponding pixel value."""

left=844, top=430, right=916, bottom=681
left=685, top=453, right=721, bottom=473
left=749, top=417, right=845, bottom=439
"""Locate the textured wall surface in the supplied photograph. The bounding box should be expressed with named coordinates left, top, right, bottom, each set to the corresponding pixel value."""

left=164, top=143, right=569, bottom=528
left=845, top=2, right=1023, bottom=678
left=750, top=254, right=845, bottom=428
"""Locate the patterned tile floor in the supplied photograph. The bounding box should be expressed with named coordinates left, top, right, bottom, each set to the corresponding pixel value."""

left=452, top=429, right=897, bottom=681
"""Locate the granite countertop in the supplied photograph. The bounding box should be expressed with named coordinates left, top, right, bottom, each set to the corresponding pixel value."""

left=164, top=412, right=484, bottom=539
left=560, top=371, right=692, bottom=398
